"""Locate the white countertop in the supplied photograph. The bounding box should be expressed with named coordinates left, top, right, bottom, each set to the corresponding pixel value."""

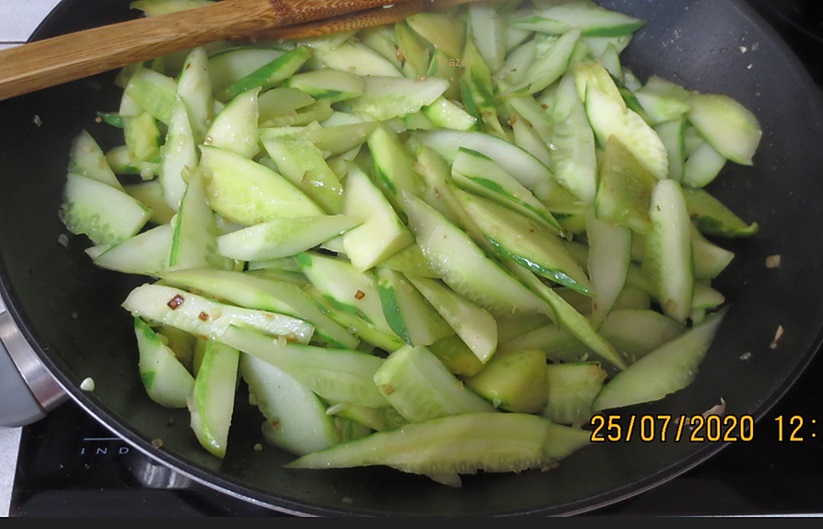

left=0, top=0, right=65, bottom=518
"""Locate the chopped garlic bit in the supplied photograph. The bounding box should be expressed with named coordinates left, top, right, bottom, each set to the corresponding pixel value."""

left=57, top=234, right=69, bottom=247
left=770, top=325, right=785, bottom=349
left=33, top=115, right=42, bottom=127
left=766, top=254, right=782, bottom=269
left=80, top=377, right=95, bottom=392
left=254, top=443, right=263, bottom=452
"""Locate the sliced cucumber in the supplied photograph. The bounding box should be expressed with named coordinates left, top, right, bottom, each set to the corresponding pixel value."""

left=188, top=339, right=240, bottom=459
left=464, top=348, right=548, bottom=413
left=511, top=1, right=646, bottom=37
left=220, top=45, right=312, bottom=101
left=158, top=96, right=198, bottom=211
left=68, top=130, right=123, bottom=190
left=683, top=186, right=759, bottom=238
left=586, top=208, right=632, bottom=329
left=542, top=362, right=607, bottom=426
left=204, top=87, right=260, bottom=159
left=93, top=223, right=172, bottom=276
left=598, top=308, right=687, bottom=363
left=134, top=316, right=195, bottom=409
left=687, top=92, right=762, bottom=166
left=594, top=136, right=657, bottom=234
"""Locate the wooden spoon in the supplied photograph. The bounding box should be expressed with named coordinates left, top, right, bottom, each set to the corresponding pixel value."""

left=0, top=0, right=414, bottom=101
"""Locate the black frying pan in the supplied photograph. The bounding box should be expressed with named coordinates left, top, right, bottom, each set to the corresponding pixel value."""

left=1, top=0, right=822, bottom=516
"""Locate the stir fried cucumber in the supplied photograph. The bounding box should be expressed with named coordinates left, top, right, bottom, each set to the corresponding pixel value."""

left=57, top=0, right=762, bottom=485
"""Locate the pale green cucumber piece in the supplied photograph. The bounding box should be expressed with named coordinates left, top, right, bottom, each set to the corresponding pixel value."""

left=586, top=208, right=632, bottom=329
left=500, top=81, right=554, bottom=145
left=68, top=130, right=123, bottom=190
left=572, top=57, right=623, bottom=105
left=285, top=412, right=590, bottom=476
left=510, top=109, right=553, bottom=169
left=643, top=178, right=694, bottom=323
left=598, top=309, right=687, bottom=363
left=167, top=170, right=234, bottom=272
left=691, top=224, right=735, bottom=280
left=682, top=141, right=728, bottom=189
left=585, top=85, right=669, bottom=180
left=199, top=145, right=325, bottom=225
left=207, top=46, right=285, bottom=98
left=124, top=111, right=162, bottom=164
left=635, top=75, right=691, bottom=125
left=375, top=268, right=453, bottom=348
left=260, top=100, right=334, bottom=128
left=687, top=92, right=762, bottom=166
left=551, top=72, right=598, bottom=205
left=406, top=11, right=466, bottom=60
left=290, top=120, right=378, bottom=157
left=403, top=193, right=549, bottom=317
left=415, top=129, right=555, bottom=200
left=504, top=261, right=627, bottom=370
left=356, top=25, right=403, bottom=73
left=496, top=313, right=553, bottom=344
left=451, top=147, right=564, bottom=235
left=260, top=136, right=345, bottom=214
left=425, top=50, right=462, bottom=101
left=455, top=189, right=591, bottom=295
left=328, top=402, right=406, bottom=433
left=379, top=242, right=439, bottom=279
left=204, top=87, right=260, bottom=159
left=60, top=173, right=152, bottom=247
left=521, top=29, right=580, bottom=94
left=121, top=283, right=314, bottom=344
left=175, top=46, right=212, bottom=145
left=188, top=339, right=240, bottom=459
left=123, top=180, right=176, bottom=225
left=219, top=324, right=388, bottom=408
left=393, top=21, right=431, bottom=77
left=105, top=144, right=158, bottom=178
left=374, top=344, right=495, bottom=422
left=592, top=307, right=728, bottom=411
left=543, top=362, right=607, bottom=426
left=221, top=45, right=311, bottom=101
left=314, top=41, right=404, bottom=77
left=257, top=87, right=315, bottom=123
left=594, top=135, right=657, bottom=234
left=427, top=334, right=485, bottom=377
left=295, top=251, right=394, bottom=335
left=216, top=214, right=359, bottom=261
left=467, top=1, right=507, bottom=72
left=240, top=353, right=338, bottom=456
left=497, top=323, right=592, bottom=364
left=422, top=97, right=478, bottom=132
left=122, top=66, right=177, bottom=124
left=682, top=187, right=759, bottom=238
left=94, top=223, right=172, bottom=276
left=412, top=144, right=466, bottom=227
left=459, top=38, right=508, bottom=139
left=511, top=1, right=646, bottom=37
left=134, top=316, right=195, bottom=409
left=284, top=69, right=364, bottom=103
left=158, top=96, right=198, bottom=211
left=692, top=281, right=726, bottom=312
left=156, top=324, right=197, bottom=372
left=366, top=123, right=425, bottom=215
left=159, top=267, right=359, bottom=349
left=350, top=75, right=450, bottom=121
left=655, top=118, right=686, bottom=183
left=407, top=276, right=498, bottom=364
left=464, top=348, right=548, bottom=413
left=342, top=165, right=414, bottom=272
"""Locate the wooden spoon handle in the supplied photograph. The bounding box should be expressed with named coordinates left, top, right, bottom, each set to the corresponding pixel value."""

left=0, top=0, right=406, bottom=101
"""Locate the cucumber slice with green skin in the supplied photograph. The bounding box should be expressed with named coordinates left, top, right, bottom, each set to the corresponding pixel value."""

left=594, top=136, right=657, bottom=234
left=511, top=1, right=646, bottom=37
left=682, top=187, right=759, bottom=238
left=422, top=96, right=478, bottom=132
left=188, top=339, right=240, bottom=459
left=643, top=178, right=694, bottom=324
left=167, top=170, right=235, bottom=272
left=687, top=92, right=762, bottom=166
left=373, top=344, right=495, bottom=422
left=204, top=87, right=261, bottom=159
left=257, top=88, right=315, bottom=123
left=94, top=223, right=172, bottom=276
left=375, top=268, right=454, bottom=348
left=60, top=173, right=152, bottom=247
left=654, top=118, right=686, bottom=183
left=598, top=309, right=687, bottom=363
left=158, top=96, right=198, bottom=211
left=497, top=323, right=592, bottom=364
left=467, top=1, right=507, bottom=73
left=219, top=324, right=389, bottom=409
left=207, top=46, right=286, bottom=99
left=285, top=412, right=591, bottom=477
left=68, top=130, right=123, bottom=190
left=122, top=66, right=178, bottom=125
left=586, top=208, right=632, bottom=329
left=691, top=224, right=735, bottom=280
left=367, top=124, right=426, bottom=216
left=342, top=164, right=415, bottom=272
left=543, top=362, right=607, bottom=426
left=284, top=69, right=364, bottom=103
left=415, top=129, right=555, bottom=201
left=427, top=334, right=485, bottom=377
left=313, top=41, right=404, bottom=78
left=260, top=100, right=335, bottom=128
left=124, top=111, right=162, bottom=164
left=403, top=192, right=549, bottom=317
left=350, top=75, right=451, bottom=122
left=123, top=180, right=176, bottom=225
left=240, top=353, right=339, bottom=456
left=261, top=136, right=345, bottom=214
left=592, top=307, right=728, bottom=412
left=406, top=11, right=466, bottom=60
left=455, top=189, right=592, bottom=295
left=159, top=267, right=359, bottom=349
left=121, top=283, right=315, bottom=344
left=406, top=276, right=498, bottom=365
left=134, top=316, right=195, bottom=409
left=585, top=85, right=670, bottom=181
left=216, top=214, right=360, bottom=261
left=286, top=120, right=378, bottom=158
left=635, top=75, right=691, bottom=126
left=328, top=402, right=407, bottom=433
left=682, top=141, right=728, bottom=189
left=379, top=242, right=439, bottom=279
left=221, top=45, right=312, bottom=101
left=199, top=145, right=325, bottom=225
left=520, top=29, right=580, bottom=94
left=464, top=348, right=548, bottom=414
left=451, top=147, right=564, bottom=236
left=175, top=46, right=212, bottom=145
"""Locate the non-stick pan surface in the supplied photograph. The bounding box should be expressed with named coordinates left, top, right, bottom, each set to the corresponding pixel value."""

left=1, top=0, right=823, bottom=516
